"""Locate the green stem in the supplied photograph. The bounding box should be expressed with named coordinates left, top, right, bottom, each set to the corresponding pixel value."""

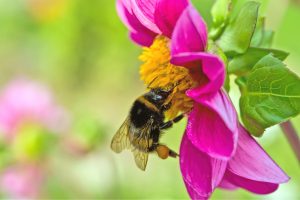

left=280, top=121, right=300, bottom=163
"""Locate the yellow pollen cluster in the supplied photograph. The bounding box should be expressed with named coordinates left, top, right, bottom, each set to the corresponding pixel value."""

left=139, top=36, right=197, bottom=119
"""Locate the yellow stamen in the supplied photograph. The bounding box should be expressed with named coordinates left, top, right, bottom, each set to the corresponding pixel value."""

left=139, top=36, right=197, bottom=119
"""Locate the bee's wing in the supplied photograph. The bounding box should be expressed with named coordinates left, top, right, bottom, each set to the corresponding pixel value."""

left=112, top=117, right=151, bottom=170
left=111, top=117, right=131, bottom=153
left=132, top=148, right=149, bottom=171
left=130, top=120, right=153, bottom=171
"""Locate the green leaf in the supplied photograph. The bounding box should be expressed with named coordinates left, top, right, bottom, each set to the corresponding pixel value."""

left=207, top=40, right=228, bottom=64
left=218, top=1, right=260, bottom=56
left=260, top=30, right=274, bottom=48
left=209, top=0, right=232, bottom=40
left=239, top=54, right=300, bottom=136
left=250, top=17, right=265, bottom=47
left=228, top=47, right=289, bottom=76
left=207, top=40, right=230, bottom=92
left=235, top=76, right=247, bottom=93
left=211, top=0, right=231, bottom=25
left=224, top=74, right=230, bottom=92
left=191, top=0, right=215, bottom=28
left=250, top=17, right=275, bottom=48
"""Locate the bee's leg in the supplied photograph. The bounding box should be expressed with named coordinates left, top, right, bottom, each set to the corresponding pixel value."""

left=156, top=144, right=179, bottom=159
left=159, top=113, right=185, bottom=130
left=168, top=148, right=179, bottom=158
left=148, top=143, right=158, bottom=152
left=161, top=102, right=172, bottom=111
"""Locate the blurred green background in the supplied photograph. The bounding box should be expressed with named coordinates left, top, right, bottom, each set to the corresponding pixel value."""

left=0, top=0, right=299, bottom=199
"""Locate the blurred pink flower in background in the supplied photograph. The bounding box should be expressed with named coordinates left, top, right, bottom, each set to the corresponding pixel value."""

left=0, top=78, right=70, bottom=198
left=0, top=78, right=69, bottom=141
left=0, top=164, right=43, bottom=199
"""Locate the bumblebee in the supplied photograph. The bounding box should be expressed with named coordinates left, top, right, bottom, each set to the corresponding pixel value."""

left=111, top=86, right=184, bottom=170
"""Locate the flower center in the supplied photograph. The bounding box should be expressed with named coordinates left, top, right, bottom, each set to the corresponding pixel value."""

left=139, top=36, right=197, bottom=119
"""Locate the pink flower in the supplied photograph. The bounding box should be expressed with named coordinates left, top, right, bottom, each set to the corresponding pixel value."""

left=181, top=125, right=289, bottom=198
left=117, top=0, right=289, bottom=198
left=118, top=0, right=233, bottom=159
left=0, top=164, right=43, bottom=199
left=0, top=78, right=69, bottom=140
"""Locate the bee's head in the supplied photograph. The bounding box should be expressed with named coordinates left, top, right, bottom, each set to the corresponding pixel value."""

left=153, top=87, right=173, bottom=98
left=145, top=86, right=174, bottom=106
left=145, top=77, right=184, bottom=106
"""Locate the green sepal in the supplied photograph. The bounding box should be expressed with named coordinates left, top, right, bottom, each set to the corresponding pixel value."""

left=228, top=47, right=289, bottom=76
left=218, top=1, right=260, bottom=56
left=239, top=54, right=300, bottom=136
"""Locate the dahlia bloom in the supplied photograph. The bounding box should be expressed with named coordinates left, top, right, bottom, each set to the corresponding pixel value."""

left=117, top=0, right=289, bottom=198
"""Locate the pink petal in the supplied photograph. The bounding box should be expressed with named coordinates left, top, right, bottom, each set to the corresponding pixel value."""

left=185, top=185, right=209, bottom=200
left=180, top=133, right=227, bottom=199
left=117, top=0, right=156, bottom=46
left=171, top=5, right=207, bottom=54
left=154, top=0, right=188, bottom=38
left=219, top=178, right=239, bottom=190
left=130, top=0, right=161, bottom=33
left=130, top=29, right=156, bottom=46
left=186, top=90, right=238, bottom=160
left=116, top=0, right=134, bottom=31
left=223, top=171, right=279, bottom=194
left=223, top=125, right=290, bottom=194
left=171, top=52, right=225, bottom=96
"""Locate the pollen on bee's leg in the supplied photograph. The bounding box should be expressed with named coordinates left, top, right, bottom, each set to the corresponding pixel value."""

left=156, top=145, right=169, bottom=159
left=139, top=35, right=197, bottom=119
left=156, top=144, right=179, bottom=159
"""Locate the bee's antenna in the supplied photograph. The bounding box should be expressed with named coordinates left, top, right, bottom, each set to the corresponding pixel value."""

left=147, top=74, right=188, bottom=91
left=147, top=76, right=159, bottom=89
left=168, top=75, right=188, bottom=91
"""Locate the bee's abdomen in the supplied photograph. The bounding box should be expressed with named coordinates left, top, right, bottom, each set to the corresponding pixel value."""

left=130, top=97, right=160, bottom=128
left=129, top=97, right=163, bottom=153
